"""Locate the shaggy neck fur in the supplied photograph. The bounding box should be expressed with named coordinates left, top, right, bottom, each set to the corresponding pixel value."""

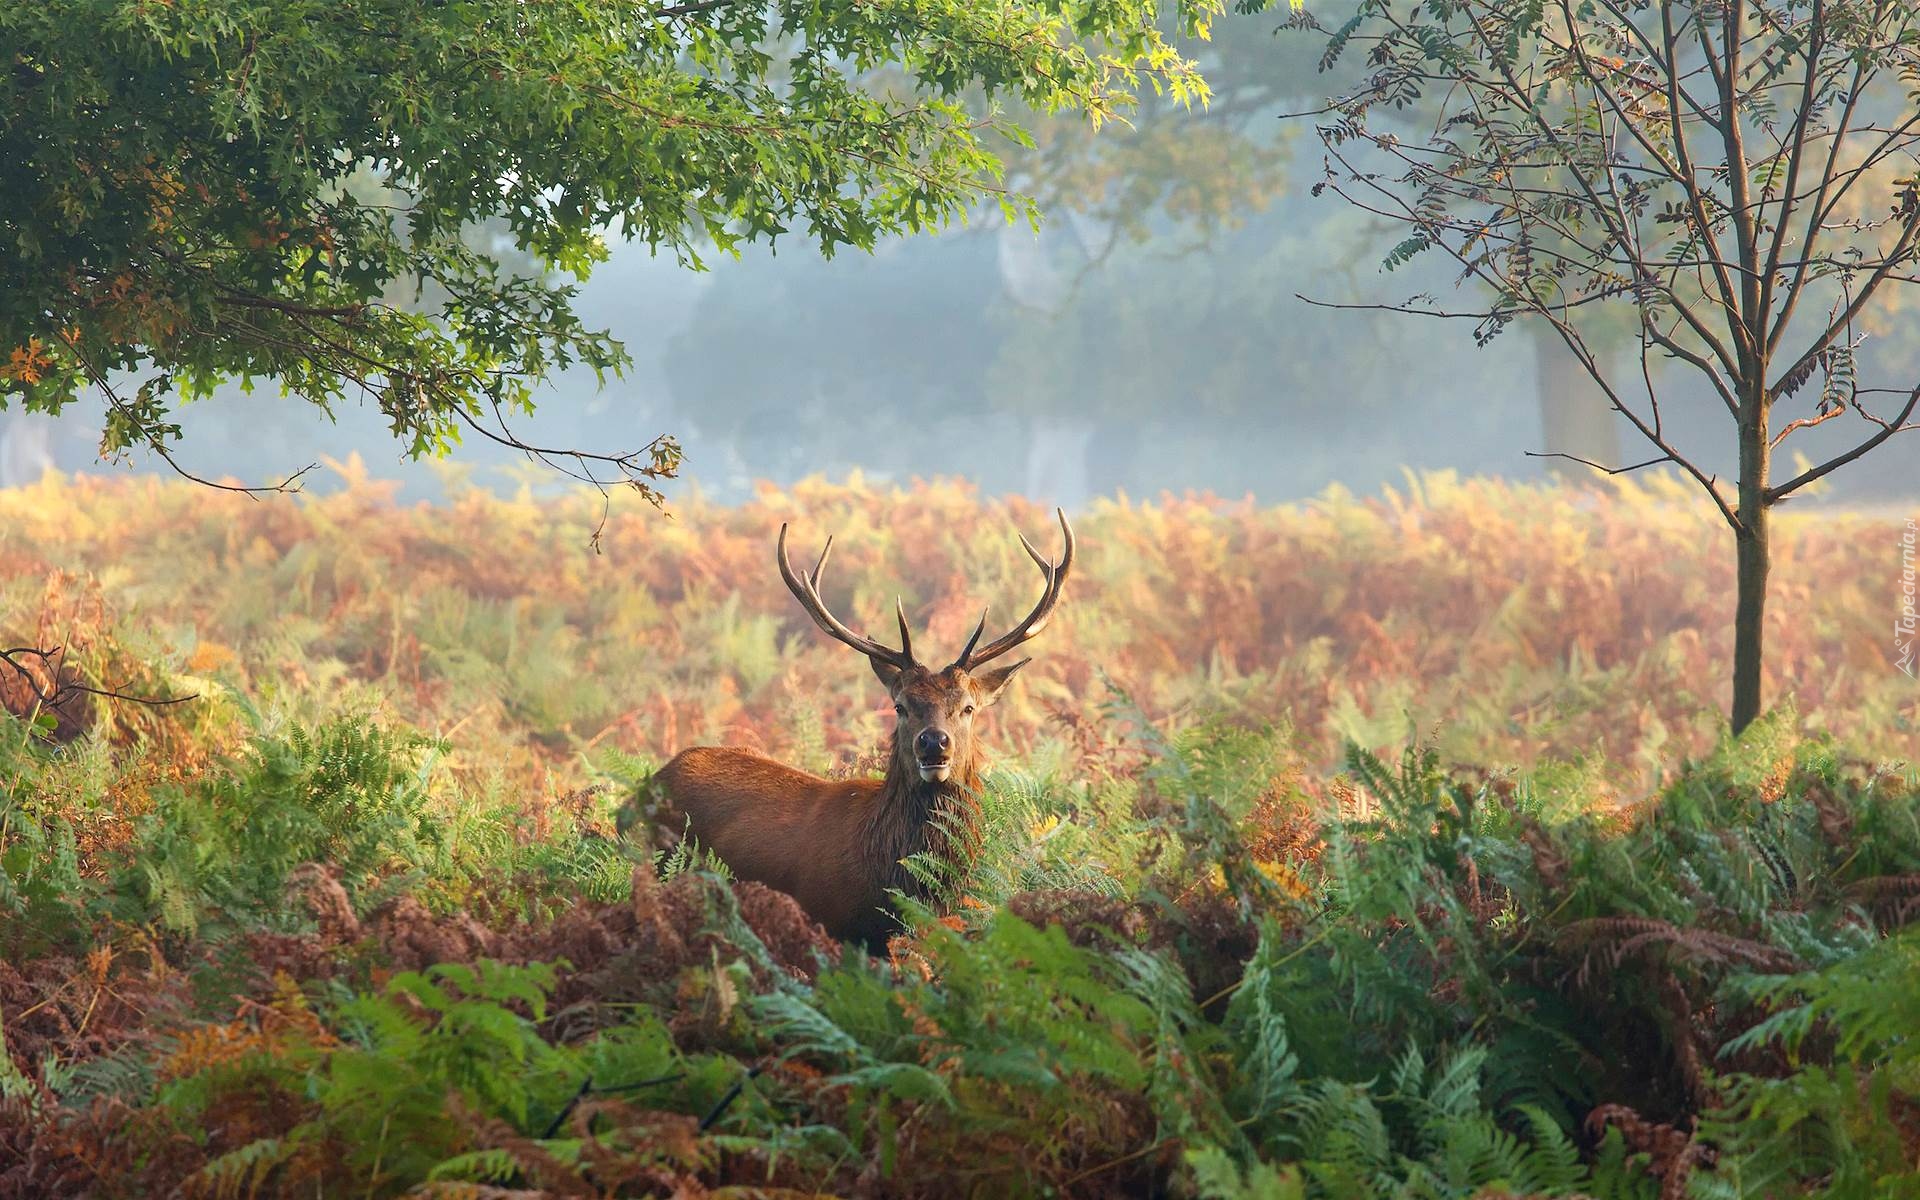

left=866, top=755, right=984, bottom=900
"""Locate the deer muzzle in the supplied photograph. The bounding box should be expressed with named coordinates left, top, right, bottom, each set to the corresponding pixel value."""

left=914, top=728, right=952, bottom=781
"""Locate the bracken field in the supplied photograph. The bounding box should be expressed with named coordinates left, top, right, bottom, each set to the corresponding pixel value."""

left=2, top=467, right=1919, bottom=1198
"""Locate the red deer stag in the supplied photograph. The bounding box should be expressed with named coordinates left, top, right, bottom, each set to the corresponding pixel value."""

left=652, top=511, right=1074, bottom=951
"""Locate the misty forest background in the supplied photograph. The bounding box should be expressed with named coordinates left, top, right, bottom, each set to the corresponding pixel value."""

left=5, top=6, right=1914, bottom=509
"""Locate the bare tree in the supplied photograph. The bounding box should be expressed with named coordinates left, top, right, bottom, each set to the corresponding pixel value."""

left=1295, top=0, right=1920, bottom=732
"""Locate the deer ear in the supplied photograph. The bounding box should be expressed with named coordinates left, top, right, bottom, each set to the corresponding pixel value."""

left=972, top=657, right=1030, bottom=705
left=870, top=657, right=904, bottom=690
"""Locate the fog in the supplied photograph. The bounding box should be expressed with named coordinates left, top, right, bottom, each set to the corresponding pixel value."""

left=5, top=12, right=1916, bottom=511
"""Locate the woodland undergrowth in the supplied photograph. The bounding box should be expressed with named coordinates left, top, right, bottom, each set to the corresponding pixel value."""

left=2, top=474, right=1918, bottom=1196
left=3, top=690, right=1918, bottom=1198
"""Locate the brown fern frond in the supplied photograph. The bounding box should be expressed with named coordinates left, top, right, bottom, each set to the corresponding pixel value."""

left=1802, top=777, right=1854, bottom=843
left=1518, top=818, right=1569, bottom=895
left=1587, top=1103, right=1714, bottom=1200
left=284, top=862, right=362, bottom=943
left=1845, top=874, right=1920, bottom=926
left=445, top=1094, right=596, bottom=1199
left=569, top=1104, right=708, bottom=1194
left=408, top=1185, right=556, bottom=1199
left=1559, top=916, right=1798, bottom=978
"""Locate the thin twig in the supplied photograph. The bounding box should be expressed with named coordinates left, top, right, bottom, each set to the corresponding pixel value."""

left=540, top=1071, right=686, bottom=1139
left=1523, top=451, right=1675, bottom=476
left=698, top=1063, right=764, bottom=1132
left=2, top=645, right=197, bottom=709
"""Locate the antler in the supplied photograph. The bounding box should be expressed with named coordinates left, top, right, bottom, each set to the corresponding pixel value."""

left=952, top=508, right=1075, bottom=670
left=777, top=524, right=918, bottom=671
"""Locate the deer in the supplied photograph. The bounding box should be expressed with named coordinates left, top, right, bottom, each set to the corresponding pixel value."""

left=650, top=511, right=1074, bottom=952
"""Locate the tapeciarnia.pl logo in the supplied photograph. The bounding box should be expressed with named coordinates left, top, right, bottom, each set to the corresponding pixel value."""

left=1898, top=518, right=1917, bottom=678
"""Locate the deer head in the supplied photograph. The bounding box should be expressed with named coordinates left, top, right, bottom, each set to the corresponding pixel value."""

left=776, top=509, right=1075, bottom=789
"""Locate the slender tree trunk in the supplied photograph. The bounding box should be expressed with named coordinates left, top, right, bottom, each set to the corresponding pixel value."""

left=1024, top=416, right=1092, bottom=510
left=1730, top=394, right=1771, bottom=735
left=0, top=412, right=56, bottom=489
left=1533, top=325, right=1621, bottom=474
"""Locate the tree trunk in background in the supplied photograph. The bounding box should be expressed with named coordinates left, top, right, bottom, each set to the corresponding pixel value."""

left=1533, top=325, right=1622, bottom=474
left=0, top=412, right=55, bottom=489
left=1024, top=417, right=1093, bottom=509
left=1731, top=401, right=1771, bottom=736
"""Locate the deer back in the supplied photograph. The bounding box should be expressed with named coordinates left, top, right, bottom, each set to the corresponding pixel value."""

left=652, top=746, right=893, bottom=940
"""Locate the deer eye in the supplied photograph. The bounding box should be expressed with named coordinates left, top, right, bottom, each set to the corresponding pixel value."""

left=962, top=704, right=975, bottom=717
left=894, top=703, right=906, bottom=715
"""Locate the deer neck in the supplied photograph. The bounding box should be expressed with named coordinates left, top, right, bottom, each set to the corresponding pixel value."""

left=866, top=757, right=984, bottom=899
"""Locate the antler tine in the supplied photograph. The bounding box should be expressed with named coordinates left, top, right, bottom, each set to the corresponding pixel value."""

left=1015, top=531, right=1052, bottom=572
left=956, top=606, right=989, bottom=666
left=954, top=508, right=1075, bottom=670
left=776, top=523, right=916, bottom=669
left=894, top=596, right=914, bottom=664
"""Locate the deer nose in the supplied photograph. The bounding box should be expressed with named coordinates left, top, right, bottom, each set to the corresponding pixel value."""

left=915, top=729, right=951, bottom=762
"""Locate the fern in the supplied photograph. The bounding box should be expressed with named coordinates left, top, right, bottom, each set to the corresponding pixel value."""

left=1189, top=1145, right=1308, bottom=1199
left=54, top=1043, right=155, bottom=1106
left=187, top=1135, right=302, bottom=1200
left=1702, top=929, right=1920, bottom=1193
